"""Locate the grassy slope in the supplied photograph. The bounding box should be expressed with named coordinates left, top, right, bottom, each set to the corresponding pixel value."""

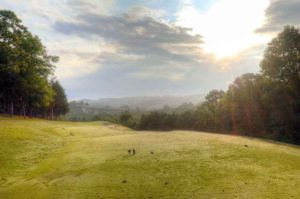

left=0, top=117, right=299, bottom=199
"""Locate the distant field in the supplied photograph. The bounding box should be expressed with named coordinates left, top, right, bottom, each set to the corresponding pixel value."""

left=0, top=117, right=299, bottom=198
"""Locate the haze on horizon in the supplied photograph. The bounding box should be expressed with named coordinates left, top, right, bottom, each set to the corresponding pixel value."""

left=1, top=0, right=299, bottom=100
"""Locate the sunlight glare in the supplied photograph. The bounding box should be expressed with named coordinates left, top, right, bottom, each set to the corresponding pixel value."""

left=176, top=0, right=270, bottom=58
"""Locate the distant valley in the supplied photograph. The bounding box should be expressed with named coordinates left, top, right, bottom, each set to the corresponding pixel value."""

left=66, top=95, right=205, bottom=120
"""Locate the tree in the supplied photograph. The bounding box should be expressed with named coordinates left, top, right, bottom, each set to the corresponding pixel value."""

left=261, top=26, right=300, bottom=144
left=119, top=111, right=133, bottom=127
left=225, top=73, right=267, bottom=135
left=195, top=90, right=225, bottom=131
left=50, top=80, right=69, bottom=119
left=261, top=26, right=300, bottom=87
left=205, top=90, right=225, bottom=105
left=0, top=10, right=61, bottom=118
left=24, top=75, right=55, bottom=117
left=177, top=110, right=196, bottom=130
left=0, top=10, right=28, bottom=116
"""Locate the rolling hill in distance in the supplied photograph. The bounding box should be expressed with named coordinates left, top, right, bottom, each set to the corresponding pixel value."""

left=81, top=94, right=205, bottom=110
left=66, top=95, right=205, bottom=120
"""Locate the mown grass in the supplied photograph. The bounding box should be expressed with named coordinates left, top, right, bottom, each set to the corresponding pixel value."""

left=0, top=117, right=299, bottom=198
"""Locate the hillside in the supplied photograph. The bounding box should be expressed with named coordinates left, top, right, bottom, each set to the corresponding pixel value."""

left=0, top=117, right=300, bottom=198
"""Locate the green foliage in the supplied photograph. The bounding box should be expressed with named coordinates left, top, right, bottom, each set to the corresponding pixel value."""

left=51, top=80, right=69, bottom=117
left=138, top=111, right=165, bottom=130
left=261, top=26, right=300, bottom=83
left=119, top=111, right=136, bottom=128
left=0, top=10, right=67, bottom=118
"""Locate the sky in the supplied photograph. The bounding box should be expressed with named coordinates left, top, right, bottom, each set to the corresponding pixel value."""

left=1, top=0, right=300, bottom=99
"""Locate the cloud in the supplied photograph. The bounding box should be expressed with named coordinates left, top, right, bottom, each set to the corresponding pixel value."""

left=256, top=0, right=300, bottom=33
left=67, top=0, right=115, bottom=15
left=54, top=11, right=203, bottom=52
left=126, top=6, right=166, bottom=20
left=53, top=8, right=207, bottom=79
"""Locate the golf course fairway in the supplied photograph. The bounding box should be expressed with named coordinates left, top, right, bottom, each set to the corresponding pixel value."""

left=0, top=117, right=299, bottom=198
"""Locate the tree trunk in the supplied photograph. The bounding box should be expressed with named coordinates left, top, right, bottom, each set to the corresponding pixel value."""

left=51, top=108, right=54, bottom=120
left=10, top=100, right=14, bottom=117
left=23, top=104, right=26, bottom=119
left=20, top=98, right=23, bottom=116
left=30, top=108, right=33, bottom=118
left=3, top=103, right=6, bottom=114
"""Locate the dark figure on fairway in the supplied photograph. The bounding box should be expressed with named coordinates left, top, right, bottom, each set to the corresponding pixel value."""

left=132, top=148, right=135, bottom=155
left=128, top=149, right=131, bottom=155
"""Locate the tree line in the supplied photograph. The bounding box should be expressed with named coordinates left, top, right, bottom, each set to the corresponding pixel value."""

left=0, top=10, right=68, bottom=119
left=120, top=26, right=300, bottom=145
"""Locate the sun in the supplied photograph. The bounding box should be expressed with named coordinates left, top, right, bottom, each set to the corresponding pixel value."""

left=176, top=0, right=270, bottom=58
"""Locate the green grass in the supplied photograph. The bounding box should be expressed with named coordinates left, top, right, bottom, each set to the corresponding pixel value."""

left=0, top=117, right=299, bottom=198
